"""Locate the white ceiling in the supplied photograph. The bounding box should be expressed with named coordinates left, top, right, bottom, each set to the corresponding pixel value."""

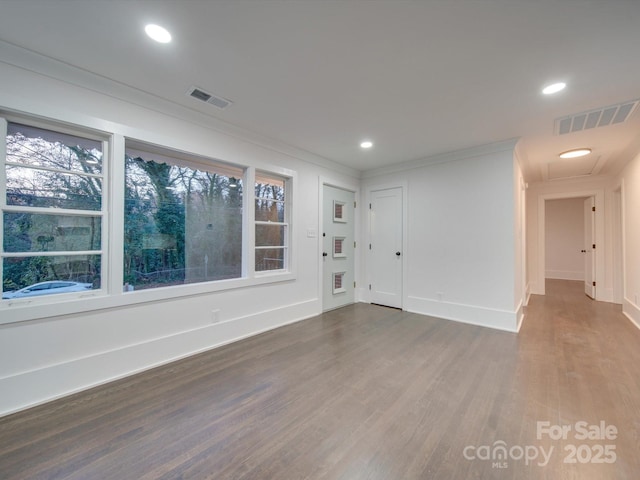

left=1, top=0, right=640, bottom=182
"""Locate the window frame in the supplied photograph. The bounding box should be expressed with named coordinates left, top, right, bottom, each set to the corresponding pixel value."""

left=1, top=116, right=109, bottom=306
left=122, top=140, right=247, bottom=291
left=254, top=170, right=290, bottom=275
left=0, top=113, right=296, bottom=325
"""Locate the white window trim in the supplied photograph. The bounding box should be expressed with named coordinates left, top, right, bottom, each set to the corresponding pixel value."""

left=253, top=170, right=292, bottom=275
left=1, top=115, right=109, bottom=314
left=0, top=116, right=297, bottom=325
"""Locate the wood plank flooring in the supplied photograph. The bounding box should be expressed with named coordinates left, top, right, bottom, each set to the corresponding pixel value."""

left=1, top=279, right=639, bottom=479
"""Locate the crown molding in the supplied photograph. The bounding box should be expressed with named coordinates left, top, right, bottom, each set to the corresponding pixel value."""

left=0, top=40, right=360, bottom=179
left=362, top=138, right=519, bottom=179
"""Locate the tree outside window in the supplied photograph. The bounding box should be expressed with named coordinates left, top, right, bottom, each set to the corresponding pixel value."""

left=2, top=123, right=103, bottom=297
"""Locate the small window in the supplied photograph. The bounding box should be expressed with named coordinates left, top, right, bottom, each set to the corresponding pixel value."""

left=255, top=172, right=288, bottom=272
left=333, top=200, right=346, bottom=223
left=333, top=236, right=346, bottom=258
left=124, top=143, right=244, bottom=291
left=333, top=272, right=345, bottom=294
left=2, top=122, right=104, bottom=300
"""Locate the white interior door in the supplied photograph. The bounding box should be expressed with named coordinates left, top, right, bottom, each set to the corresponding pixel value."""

left=370, top=187, right=403, bottom=308
left=584, top=197, right=595, bottom=299
left=322, top=185, right=355, bottom=311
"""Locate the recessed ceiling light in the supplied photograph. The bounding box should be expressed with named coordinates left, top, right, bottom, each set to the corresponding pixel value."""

left=145, top=24, right=172, bottom=43
left=360, top=140, right=373, bottom=149
left=559, top=148, right=591, bottom=159
left=542, top=82, right=566, bottom=95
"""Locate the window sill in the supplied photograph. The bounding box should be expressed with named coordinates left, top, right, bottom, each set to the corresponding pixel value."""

left=0, top=271, right=295, bottom=325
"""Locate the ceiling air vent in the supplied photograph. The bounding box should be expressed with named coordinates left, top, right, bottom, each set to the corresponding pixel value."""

left=555, top=100, right=639, bottom=135
left=187, top=86, right=233, bottom=109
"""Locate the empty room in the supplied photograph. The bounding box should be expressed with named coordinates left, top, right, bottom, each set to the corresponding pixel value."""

left=1, top=1, right=639, bottom=479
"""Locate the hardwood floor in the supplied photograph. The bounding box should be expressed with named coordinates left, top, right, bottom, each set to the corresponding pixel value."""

left=1, top=279, right=639, bottom=479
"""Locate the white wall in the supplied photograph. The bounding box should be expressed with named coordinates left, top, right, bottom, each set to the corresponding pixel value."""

left=361, top=141, right=521, bottom=332
left=618, top=149, right=640, bottom=328
left=545, top=198, right=585, bottom=281
left=0, top=42, right=528, bottom=416
left=0, top=53, right=359, bottom=415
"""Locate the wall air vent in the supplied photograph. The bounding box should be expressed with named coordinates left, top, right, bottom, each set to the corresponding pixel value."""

left=555, top=100, right=638, bottom=135
left=187, top=86, right=233, bottom=109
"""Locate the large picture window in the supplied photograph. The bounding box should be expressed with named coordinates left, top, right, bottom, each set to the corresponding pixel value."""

left=1, top=113, right=294, bottom=317
left=2, top=122, right=104, bottom=300
left=124, top=144, right=244, bottom=291
left=255, top=173, right=288, bottom=272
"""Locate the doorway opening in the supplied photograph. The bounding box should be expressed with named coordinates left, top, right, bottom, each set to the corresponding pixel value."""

left=543, top=196, right=594, bottom=298
left=537, top=190, right=604, bottom=300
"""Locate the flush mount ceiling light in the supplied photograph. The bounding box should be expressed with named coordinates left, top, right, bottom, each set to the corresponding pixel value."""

left=360, top=140, right=373, bottom=149
left=542, top=82, right=567, bottom=95
left=145, top=24, right=172, bottom=43
left=559, top=148, right=592, bottom=159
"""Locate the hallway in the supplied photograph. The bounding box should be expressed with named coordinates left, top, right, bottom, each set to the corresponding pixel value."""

left=509, top=279, right=639, bottom=479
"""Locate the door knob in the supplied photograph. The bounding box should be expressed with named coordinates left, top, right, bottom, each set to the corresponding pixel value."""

left=581, top=249, right=586, bottom=253
left=322, top=252, right=328, bottom=257
left=396, top=251, right=401, bottom=256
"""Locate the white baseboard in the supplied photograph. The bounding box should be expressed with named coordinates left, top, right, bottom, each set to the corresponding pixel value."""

left=0, top=299, right=318, bottom=417
left=516, top=300, right=525, bottom=332
left=623, top=297, right=640, bottom=331
left=545, top=270, right=584, bottom=281
left=405, top=296, right=518, bottom=332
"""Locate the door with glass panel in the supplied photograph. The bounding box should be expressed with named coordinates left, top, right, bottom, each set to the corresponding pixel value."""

left=322, top=185, right=355, bottom=311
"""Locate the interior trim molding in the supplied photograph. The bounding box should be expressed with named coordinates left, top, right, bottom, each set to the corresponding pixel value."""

left=405, top=295, right=518, bottom=333
left=0, top=40, right=360, bottom=179
left=623, top=297, right=640, bottom=331
left=0, top=298, right=319, bottom=417
left=362, top=138, right=519, bottom=179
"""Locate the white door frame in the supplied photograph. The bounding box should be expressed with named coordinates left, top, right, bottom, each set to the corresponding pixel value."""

left=536, top=189, right=605, bottom=299
left=612, top=181, right=625, bottom=305
left=365, top=181, right=408, bottom=308
left=583, top=197, right=596, bottom=299
left=318, top=177, right=359, bottom=309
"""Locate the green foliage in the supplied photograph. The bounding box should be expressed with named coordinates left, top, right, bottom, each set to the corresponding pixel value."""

left=4, top=128, right=263, bottom=293
left=3, top=131, right=103, bottom=291
left=123, top=155, right=243, bottom=290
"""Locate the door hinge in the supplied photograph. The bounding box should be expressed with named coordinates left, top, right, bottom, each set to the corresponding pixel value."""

left=593, top=244, right=596, bottom=249
left=369, top=243, right=372, bottom=250
left=369, top=203, right=372, bottom=209
left=593, top=281, right=596, bottom=287
left=354, top=201, right=357, bottom=208
left=354, top=241, right=356, bottom=248
left=354, top=281, right=356, bottom=288
left=592, top=206, right=596, bottom=212
left=369, top=284, right=371, bottom=290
